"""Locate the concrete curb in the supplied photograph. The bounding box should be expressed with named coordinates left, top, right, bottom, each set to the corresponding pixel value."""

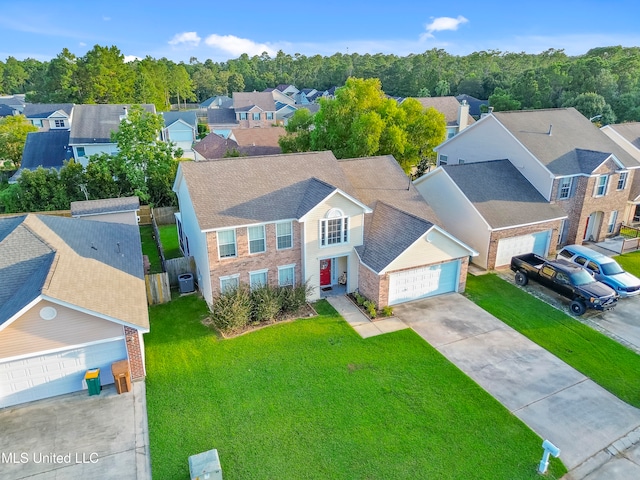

left=133, top=380, right=152, bottom=480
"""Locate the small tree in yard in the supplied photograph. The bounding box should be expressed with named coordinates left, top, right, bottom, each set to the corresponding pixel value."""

left=0, top=115, right=38, bottom=169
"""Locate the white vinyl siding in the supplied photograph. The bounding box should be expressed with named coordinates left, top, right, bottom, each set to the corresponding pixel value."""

left=217, top=229, right=236, bottom=258
left=248, top=225, right=266, bottom=254
left=276, top=222, right=293, bottom=249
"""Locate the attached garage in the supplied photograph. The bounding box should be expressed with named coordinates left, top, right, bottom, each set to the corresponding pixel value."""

left=495, top=230, right=551, bottom=267
left=388, top=260, right=460, bottom=305
left=0, top=339, right=127, bottom=408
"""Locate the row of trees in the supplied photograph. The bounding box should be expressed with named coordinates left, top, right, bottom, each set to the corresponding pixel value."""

left=0, top=106, right=182, bottom=213
left=3, top=45, right=640, bottom=122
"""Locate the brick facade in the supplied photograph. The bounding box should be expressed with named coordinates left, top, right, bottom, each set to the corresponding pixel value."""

left=124, top=326, right=145, bottom=380
left=236, top=113, right=275, bottom=128
left=486, top=220, right=562, bottom=270
left=207, top=221, right=303, bottom=297
left=551, top=163, right=633, bottom=245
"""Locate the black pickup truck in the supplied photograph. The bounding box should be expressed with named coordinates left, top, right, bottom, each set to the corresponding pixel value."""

left=510, top=253, right=618, bottom=315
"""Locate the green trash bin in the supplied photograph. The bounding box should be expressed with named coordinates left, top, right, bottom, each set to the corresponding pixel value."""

left=85, top=368, right=101, bottom=396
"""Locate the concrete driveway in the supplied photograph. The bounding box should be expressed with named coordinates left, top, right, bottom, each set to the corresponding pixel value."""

left=0, top=382, right=151, bottom=480
left=393, top=293, right=640, bottom=476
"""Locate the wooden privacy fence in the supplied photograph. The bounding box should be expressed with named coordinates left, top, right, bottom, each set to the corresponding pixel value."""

left=165, top=256, right=196, bottom=286
left=145, top=272, right=171, bottom=305
left=622, top=237, right=640, bottom=254
left=152, top=206, right=178, bottom=225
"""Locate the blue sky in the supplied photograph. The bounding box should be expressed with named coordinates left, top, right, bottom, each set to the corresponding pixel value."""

left=2, top=1, right=640, bottom=63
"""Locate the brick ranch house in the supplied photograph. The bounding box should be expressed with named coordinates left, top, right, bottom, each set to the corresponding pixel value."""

left=172, top=151, right=477, bottom=309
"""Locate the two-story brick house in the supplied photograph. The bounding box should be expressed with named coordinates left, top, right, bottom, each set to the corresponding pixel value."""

left=232, top=92, right=277, bottom=128
left=173, top=151, right=477, bottom=308
left=433, top=108, right=640, bottom=250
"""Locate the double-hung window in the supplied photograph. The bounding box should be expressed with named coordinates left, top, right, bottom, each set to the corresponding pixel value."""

left=252, top=112, right=261, bottom=120
left=276, top=221, right=293, bottom=250
left=439, top=154, right=448, bottom=166
left=320, top=209, right=348, bottom=247
left=220, top=274, right=240, bottom=293
left=266, top=112, right=274, bottom=120
left=54, top=119, right=65, bottom=128
left=239, top=112, right=248, bottom=120
left=278, top=265, right=295, bottom=287
left=249, top=269, right=268, bottom=290
left=594, top=175, right=608, bottom=197
left=217, top=229, right=236, bottom=258
left=617, top=171, right=628, bottom=190
left=248, top=225, right=266, bottom=254
left=558, top=177, right=572, bottom=199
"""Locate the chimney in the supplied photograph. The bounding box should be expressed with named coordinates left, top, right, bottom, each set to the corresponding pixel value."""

left=457, top=100, right=470, bottom=132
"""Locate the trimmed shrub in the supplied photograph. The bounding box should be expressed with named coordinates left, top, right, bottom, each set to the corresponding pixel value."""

left=364, top=300, right=377, bottom=319
left=382, top=305, right=393, bottom=317
left=278, top=281, right=313, bottom=313
left=354, top=291, right=366, bottom=306
left=251, top=285, right=281, bottom=323
left=211, top=285, right=252, bottom=334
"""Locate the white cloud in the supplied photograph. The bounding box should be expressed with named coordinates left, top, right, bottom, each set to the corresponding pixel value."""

left=124, top=55, right=142, bottom=63
left=204, top=34, right=275, bottom=57
left=79, top=42, right=86, bottom=47
left=168, top=31, right=201, bottom=47
left=421, top=15, right=469, bottom=40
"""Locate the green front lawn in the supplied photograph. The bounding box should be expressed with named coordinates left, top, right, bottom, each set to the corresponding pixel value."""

left=615, top=250, right=640, bottom=277
left=158, top=223, right=181, bottom=260
left=139, top=225, right=162, bottom=273
left=465, top=274, right=640, bottom=408
left=146, top=296, right=565, bottom=479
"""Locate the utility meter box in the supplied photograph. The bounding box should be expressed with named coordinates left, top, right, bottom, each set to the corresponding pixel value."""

left=188, top=448, right=222, bottom=480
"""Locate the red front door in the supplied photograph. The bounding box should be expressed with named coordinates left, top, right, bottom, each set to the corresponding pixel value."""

left=320, top=259, right=331, bottom=286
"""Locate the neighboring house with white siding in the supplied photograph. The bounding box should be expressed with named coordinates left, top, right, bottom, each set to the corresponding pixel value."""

left=0, top=214, right=149, bottom=408
left=434, top=108, right=640, bottom=248
left=23, top=103, right=74, bottom=131
left=161, top=111, right=198, bottom=158
left=172, top=151, right=476, bottom=309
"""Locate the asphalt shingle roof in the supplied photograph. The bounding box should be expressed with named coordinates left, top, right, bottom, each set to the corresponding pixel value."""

left=355, top=202, right=434, bottom=273
left=493, top=108, right=640, bottom=174
left=178, top=151, right=355, bottom=230
left=0, top=214, right=148, bottom=329
left=442, top=159, right=567, bottom=229
left=69, top=104, right=156, bottom=144
left=70, top=196, right=140, bottom=216
left=162, top=110, right=198, bottom=128
left=206, top=108, right=238, bottom=125
left=606, top=122, right=640, bottom=150
left=414, top=96, right=475, bottom=127
left=193, top=133, right=240, bottom=159
left=232, top=92, right=276, bottom=112
left=23, top=103, right=73, bottom=118
left=12, top=130, right=72, bottom=179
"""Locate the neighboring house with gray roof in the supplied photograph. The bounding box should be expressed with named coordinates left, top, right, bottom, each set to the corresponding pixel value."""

left=200, top=95, right=233, bottom=109
left=193, top=132, right=240, bottom=160
left=435, top=107, right=640, bottom=248
left=206, top=107, right=238, bottom=132
left=23, top=103, right=74, bottom=131
left=9, top=130, right=73, bottom=183
left=0, top=94, right=27, bottom=114
left=414, top=159, right=567, bottom=269
left=413, top=96, right=474, bottom=139
left=232, top=92, right=277, bottom=128
left=601, top=122, right=640, bottom=224
left=0, top=214, right=149, bottom=408
left=71, top=196, right=140, bottom=225
left=172, top=151, right=476, bottom=308
left=68, top=104, right=156, bottom=164
left=161, top=111, right=197, bottom=158
left=455, top=94, right=489, bottom=119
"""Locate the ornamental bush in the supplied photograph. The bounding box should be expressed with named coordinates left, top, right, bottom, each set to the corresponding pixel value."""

left=211, top=285, right=252, bottom=334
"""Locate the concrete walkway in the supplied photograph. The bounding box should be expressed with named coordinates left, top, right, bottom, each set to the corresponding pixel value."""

left=327, top=293, right=640, bottom=479
left=326, top=295, right=408, bottom=338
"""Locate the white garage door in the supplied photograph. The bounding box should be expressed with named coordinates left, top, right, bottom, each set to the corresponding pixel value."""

left=495, top=230, right=551, bottom=267
left=0, top=339, right=127, bottom=408
left=388, top=261, right=460, bottom=305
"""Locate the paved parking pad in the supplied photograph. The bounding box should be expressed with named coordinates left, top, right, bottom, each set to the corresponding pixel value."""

left=0, top=382, right=150, bottom=480
left=393, top=293, right=640, bottom=472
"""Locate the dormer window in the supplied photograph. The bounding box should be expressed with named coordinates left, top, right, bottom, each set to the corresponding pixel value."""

left=320, top=208, right=348, bottom=247
left=54, top=119, right=65, bottom=128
